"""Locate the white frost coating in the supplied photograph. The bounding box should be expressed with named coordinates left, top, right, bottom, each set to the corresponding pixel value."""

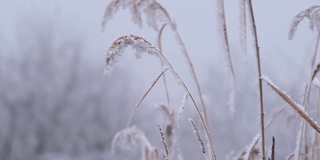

left=242, top=134, right=260, bottom=160
left=261, top=75, right=320, bottom=133
left=188, top=118, right=206, bottom=158
left=289, top=6, right=320, bottom=40
left=261, top=75, right=305, bottom=112
left=104, top=34, right=184, bottom=88
left=217, top=0, right=236, bottom=116
left=102, top=0, right=143, bottom=30
left=239, top=0, right=247, bottom=59
left=143, top=3, right=169, bottom=31
left=260, top=75, right=277, bottom=89
left=111, top=126, right=152, bottom=154
left=178, top=92, right=189, bottom=130
left=105, top=34, right=167, bottom=76
left=102, top=0, right=169, bottom=31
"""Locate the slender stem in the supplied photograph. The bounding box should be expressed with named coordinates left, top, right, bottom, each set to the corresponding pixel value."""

left=172, top=29, right=210, bottom=126
left=248, top=0, right=266, bottom=159
left=158, top=23, right=171, bottom=106
left=299, top=31, right=320, bottom=160
left=156, top=3, right=209, bottom=126
left=160, top=55, right=217, bottom=160
left=189, top=93, right=216, bottom=160
left=146, top=45, right=217, bottom=159
left=305, top=33, right=320, bottom=112
left=311, top=33, right=320, bottom=69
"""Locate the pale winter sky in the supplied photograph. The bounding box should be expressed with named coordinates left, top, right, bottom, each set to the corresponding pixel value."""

left=1, top=0, right=318, bottom=72
left=0, top=0, right=318, bottom=86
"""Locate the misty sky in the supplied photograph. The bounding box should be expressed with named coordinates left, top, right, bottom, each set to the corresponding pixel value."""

left=1, top=0, right=319, bottom=84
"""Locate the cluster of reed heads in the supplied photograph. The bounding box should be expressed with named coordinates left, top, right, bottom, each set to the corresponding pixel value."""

left=102, top=0, right=320, bottom=159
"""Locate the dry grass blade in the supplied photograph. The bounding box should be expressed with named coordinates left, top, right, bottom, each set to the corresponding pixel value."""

left=127, top=68, right=169, bottom=127
left=217, top=0, right=236, bottom=114
left=261, top=75, right=320, bottom=133
left=157, top=124, right=169, bottom=160
left=157, top=23, right=171, bottom=106
left=188, top=118, right=206, bottom=158
left=157, top=23, right=169, bottom=52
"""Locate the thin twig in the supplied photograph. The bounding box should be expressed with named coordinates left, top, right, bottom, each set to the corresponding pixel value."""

left=271, top=137, right=275, bottom=160
left=127, top=68, right=169, bottom=127
left=248, top=0, right=266, bottom=159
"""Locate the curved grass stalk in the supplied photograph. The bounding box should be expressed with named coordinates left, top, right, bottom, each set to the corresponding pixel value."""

left=157, top=23, right=171, bottom=106
left=102, top=0, right=210, bottom=127
left=105, top=34, right=216, bottom=160
left=127, top=67, right=169, bottom=127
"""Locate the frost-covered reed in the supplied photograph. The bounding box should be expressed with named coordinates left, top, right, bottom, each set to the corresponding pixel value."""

left=105, top=1, right=320, bottom=160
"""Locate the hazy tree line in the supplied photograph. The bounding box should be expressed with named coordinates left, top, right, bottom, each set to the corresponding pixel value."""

left=0, top=20, right=132, bottom=160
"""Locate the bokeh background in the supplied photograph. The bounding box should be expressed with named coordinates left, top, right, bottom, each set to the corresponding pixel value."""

left=0, top=0, right=319, bottom=159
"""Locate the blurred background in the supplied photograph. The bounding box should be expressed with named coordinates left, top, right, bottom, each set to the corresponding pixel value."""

left=0, top=0, right=320, bottom=159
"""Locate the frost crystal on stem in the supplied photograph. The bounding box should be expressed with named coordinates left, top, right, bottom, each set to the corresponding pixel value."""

left=261, top=75, right=320, bottom=133
left=105, top=34, right=166, bottom=75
